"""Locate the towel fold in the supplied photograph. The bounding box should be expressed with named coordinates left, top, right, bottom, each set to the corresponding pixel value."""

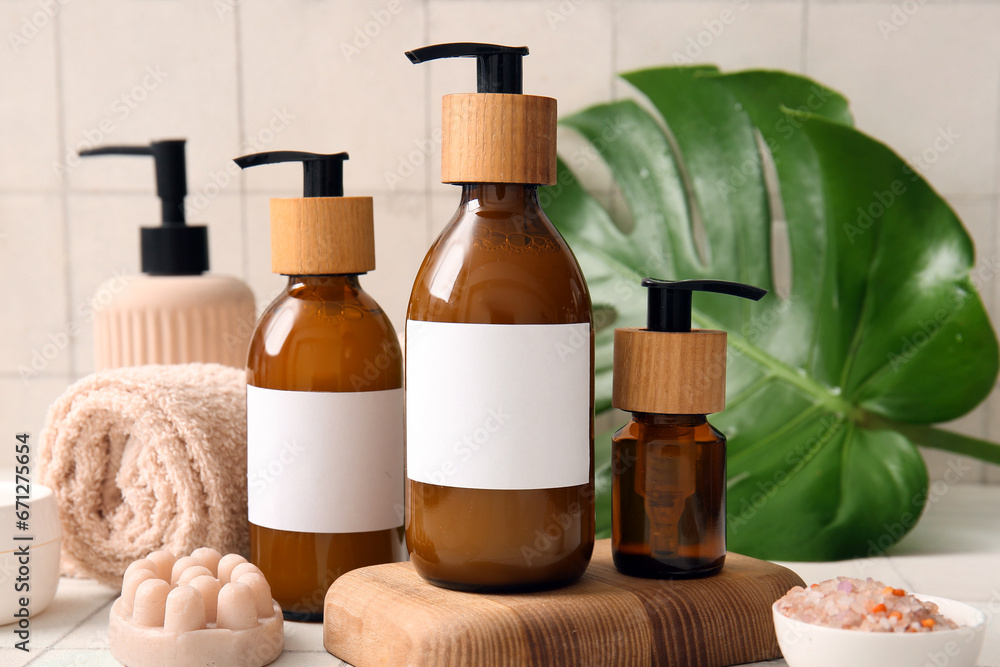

left=39, top=363, right=248, bottom=586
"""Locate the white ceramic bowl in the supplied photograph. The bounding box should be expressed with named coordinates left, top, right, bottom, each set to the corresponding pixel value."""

left=773, top=594, right=986, bottom=667
left=0, top=481, right=61, bottom=624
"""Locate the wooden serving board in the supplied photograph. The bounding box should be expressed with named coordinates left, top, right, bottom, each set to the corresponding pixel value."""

left=323, top=539, right=803, bottom=666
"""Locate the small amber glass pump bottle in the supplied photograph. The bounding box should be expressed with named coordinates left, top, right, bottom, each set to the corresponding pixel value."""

left=612, top=278, right=766, bottom=579
left=403, top=43, right=595, bottom=592
left=235, top=151, right=404, bottom=621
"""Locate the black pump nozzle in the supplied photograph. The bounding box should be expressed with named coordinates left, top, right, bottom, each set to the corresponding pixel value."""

left=80, top=140, right=188, bottom=225
left=79, top=139, right=208, bottom=276
left=405, top=42, right=529, bottom=94
left=642, top=278, right=768, bottom=333
left=233, top=150, right=349, bottom=197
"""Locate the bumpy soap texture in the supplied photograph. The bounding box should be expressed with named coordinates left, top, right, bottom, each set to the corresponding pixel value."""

left=109, top=548, right=283, bottom=667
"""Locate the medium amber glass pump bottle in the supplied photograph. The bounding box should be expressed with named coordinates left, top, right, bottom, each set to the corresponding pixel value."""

left=612, top=278, right=766, bottom=578
left=404, top=43, right=595, bottom=591
left=235, top=151, right=404, bottom=621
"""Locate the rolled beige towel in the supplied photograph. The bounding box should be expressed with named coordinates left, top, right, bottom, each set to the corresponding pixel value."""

left=38, top=363, right=248, bottom=587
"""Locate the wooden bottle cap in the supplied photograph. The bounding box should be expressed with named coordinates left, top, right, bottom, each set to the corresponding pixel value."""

left=612, top=328, right=727, bottom=415
left=269, top=197, right=375, bottom=275
left=441, top=93, right=557, bottom=185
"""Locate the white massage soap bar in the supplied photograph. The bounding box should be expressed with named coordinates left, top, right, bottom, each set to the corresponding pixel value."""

left=109, top=548, right=283, bottom=667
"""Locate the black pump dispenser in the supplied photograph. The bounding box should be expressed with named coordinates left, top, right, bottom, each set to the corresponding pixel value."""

left=79, top=139, right=208, bottom=276
left=642, top=278, right=768, bottom=333
left=232, top=149, right=373, bottom=276
left=405, top=42, right=529, bottom=94
left=233, top=151, right=348, bottom=197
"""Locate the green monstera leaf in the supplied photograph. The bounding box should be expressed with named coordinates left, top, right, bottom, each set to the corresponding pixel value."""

left=543, top=66, right=1000, bottom=560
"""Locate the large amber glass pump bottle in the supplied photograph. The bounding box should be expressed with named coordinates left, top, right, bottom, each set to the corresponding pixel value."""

left=404, top=42, right=596, bottom=592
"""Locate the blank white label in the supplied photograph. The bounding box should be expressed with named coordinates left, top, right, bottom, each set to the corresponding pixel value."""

left=247, top=386, right=403, bottom=533
left=406, top=321, right=591, bottom=490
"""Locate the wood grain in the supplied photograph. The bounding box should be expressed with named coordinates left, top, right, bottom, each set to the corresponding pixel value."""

left=269, top=196, right=375, bottom=275
left=441, top=93, right=557, bottom=185
left=613, top=328, right=728, bottom=415
left=324, top=539, right=802, bottom=666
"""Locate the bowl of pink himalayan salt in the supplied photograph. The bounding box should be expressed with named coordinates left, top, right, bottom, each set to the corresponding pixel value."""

left=772, top=577, right=985, bottom=667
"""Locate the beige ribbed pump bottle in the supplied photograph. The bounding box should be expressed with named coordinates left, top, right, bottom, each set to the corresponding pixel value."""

left=404, top=43, right=595, bottom=592
left=235, top=150, right=404, bottom=621
left=79, top=140, right=255, bottom=370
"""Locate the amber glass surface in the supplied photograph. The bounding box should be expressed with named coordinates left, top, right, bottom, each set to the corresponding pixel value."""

left=247, top=275, right=404, bottom=621
left=406, top=183, right=595, bottom=591
left=612, top=413, right=726, bottom=578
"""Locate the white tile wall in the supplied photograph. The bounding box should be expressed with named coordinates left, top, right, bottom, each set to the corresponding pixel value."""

left=0, top=195, right=69, bottom=376
left=0, top=1, right=61, bottom=193
left=617, top=1, right=806, bottom=75
left=806, top=3, right=1000, bottom=197
left=2, top=0, right=999, bottom=483
left=59, top=1, right=242, bottom=196
left=239, top=0, right=428, bottom=194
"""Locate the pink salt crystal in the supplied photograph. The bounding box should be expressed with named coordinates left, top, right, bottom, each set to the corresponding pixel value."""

left=776, top=577, right=960, bottom=633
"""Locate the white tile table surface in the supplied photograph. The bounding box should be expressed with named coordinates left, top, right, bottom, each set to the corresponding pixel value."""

left=3, top=485, right=999, bottom=666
